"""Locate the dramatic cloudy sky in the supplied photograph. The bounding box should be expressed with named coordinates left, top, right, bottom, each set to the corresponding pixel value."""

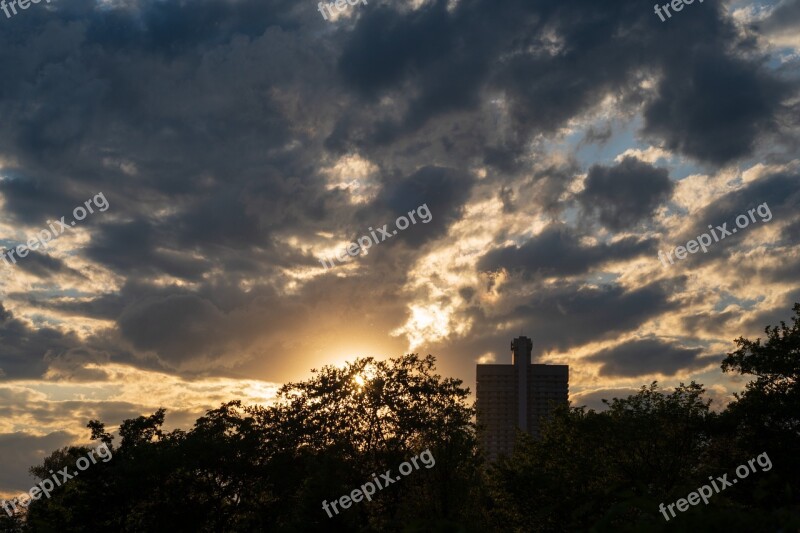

left=1, top=0, right=799, bottom=494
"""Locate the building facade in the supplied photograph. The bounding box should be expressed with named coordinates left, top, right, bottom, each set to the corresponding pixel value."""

left=476, top=336, right=569, bottom=460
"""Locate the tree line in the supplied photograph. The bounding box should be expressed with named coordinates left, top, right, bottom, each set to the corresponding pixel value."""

left=2, top=304, right=799, bottom=532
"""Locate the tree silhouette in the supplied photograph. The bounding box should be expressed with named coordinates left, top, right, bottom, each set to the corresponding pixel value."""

left=13, top=304, right=800, bottom=531
left=21, top=354, right=487, bottom=532
left=487, top=303, right=800, bottom=532
left=488, top=382, right=713, bottom=531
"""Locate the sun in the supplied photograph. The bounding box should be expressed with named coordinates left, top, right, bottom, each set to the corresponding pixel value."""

left=354, top=375, right=366, bottom=387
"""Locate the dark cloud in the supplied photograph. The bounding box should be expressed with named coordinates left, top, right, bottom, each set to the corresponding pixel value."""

left=338, top=1, right=456, bottom=100
left=529, top=162, right=582, bottom=217
left=85, top=218, right=210, bottom=281
left=23, top=291, right=128, bottom=321
left=459, top=286, right=476, bottom=302
left=670, top=169, right=800, bottom=268
left=580, top=125, right=613, bottom=147
left=0, top=0, right=792, bottom=299
left=118, top=293, right=229, bottom=364
left=0, top=173, right=80, bottom=226
left=643, top=51, right=793, bottom=165
left=0, top=431, right=76, bottom=495
left=331, top=0, right=795, bottom=166
left=373, top=166, right=475, bottom=248
left=571, top=388, right=640, bottom=411
left=43, top=348, right=112, bottom=382
left=0, top=304, right=82, bottom=380
left=8, top=250, right=85, bottom=280
left=498, top=186, right=515, bottom=213
left=578, top=157, right=673, bottom=231
left=586, top=338, right=715, bottom=377
left=411, top=276, right=686, bottom=397
left=680, top=309, right=743, bottom=337
left=482, top=279, right=684, bottom=355
left=109, top=281, right=307, bottom=368
left=756, top=0, right=800, bottom=36
left=782, top=218, right=800, bottom=242
left=478, top=223, right=655, bottom=277
left=736, top=288, right=800, bottom=340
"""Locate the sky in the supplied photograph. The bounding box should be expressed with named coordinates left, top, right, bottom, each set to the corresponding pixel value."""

left=0, top=0, right=799, bottom=495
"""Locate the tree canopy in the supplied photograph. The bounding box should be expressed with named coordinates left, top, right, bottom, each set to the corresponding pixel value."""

left=6, top=304, right=800, bottom=532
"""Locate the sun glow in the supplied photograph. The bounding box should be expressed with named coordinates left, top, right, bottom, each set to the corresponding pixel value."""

left=392, top=303, right=452, bottom=350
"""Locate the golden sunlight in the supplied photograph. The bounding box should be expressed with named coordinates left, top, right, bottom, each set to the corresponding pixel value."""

left=392, top=303, right=452, bottom=350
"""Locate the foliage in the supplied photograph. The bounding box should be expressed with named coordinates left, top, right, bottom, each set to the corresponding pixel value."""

left=14, top=304, right=800, bottom=531
left=21, top=354, right=486, bottom=533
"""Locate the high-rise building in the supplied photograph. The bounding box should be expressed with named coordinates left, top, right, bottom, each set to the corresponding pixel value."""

left=476, top=336, right=569, bottom=460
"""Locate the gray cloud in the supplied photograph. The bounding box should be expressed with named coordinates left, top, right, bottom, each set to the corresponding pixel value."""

left=0, top=305, right=83, bottom=380
left=643, top=51, right=792, bottom=165
left=586, top=338, right=716, bottom=377
left=478, top=223, right=656, bottom=277
left=0, top=432, right=76, bottom=496
left=670, top=169, right=800, bottom=270
left=578, top=157, right=673, bottom=231
left=570, top=388, right=640, bottom=411
left=9, top=251, right=86, bottom=281
left=372, top=165, right=475, bottom=248
left=513, top=281, right=683, bottom=354
left=756, top=0, right=800, bottom=37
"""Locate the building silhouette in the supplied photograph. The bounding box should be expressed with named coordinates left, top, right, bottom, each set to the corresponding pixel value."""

left=476, top=336, right=569, bottom=460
